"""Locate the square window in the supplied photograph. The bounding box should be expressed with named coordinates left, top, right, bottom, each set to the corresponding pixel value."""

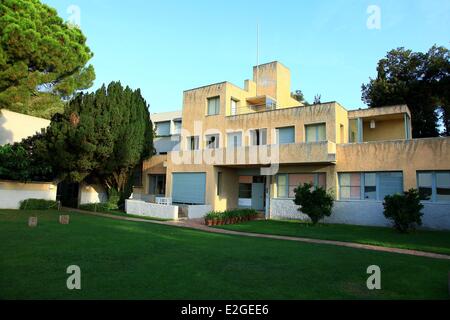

left=207, top=97, right=220, bottom=115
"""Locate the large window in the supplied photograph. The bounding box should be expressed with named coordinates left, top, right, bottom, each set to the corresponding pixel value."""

left=305, top=123, right=326, bottom=142
left=417, top=171, right=450, bottom=202
left=227, top=132, right=242, bottom=148
left=173, top=120, right=182, bottom=135
left=149, top=175, right=166, bottom=196
left=277, top=126, right=295, bottom=144
left=155, top=121, right=170, bottom=137
left=339, top=172, right=403, bottom=201
left=206, top=134, right=220, bottom=149
left=230, top=99, right=238, bottom=116
left=207, top=96, right=220, bottom=115
left=187, top=136, right=199, bottom=150
left=276, top=173, right=326, bottom=198
left=250, top=128, right=267, bottom=146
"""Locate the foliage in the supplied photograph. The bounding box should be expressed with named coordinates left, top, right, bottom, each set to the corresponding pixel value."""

left=35, top=82, right=153, bottom=206
left=291, top=90, right=309, bottom=105
left=362, top=45, right=450, bottom=137
left=204, top=209, right=258, bottom=220
left=383, top=189, right=424, bottom=233
left=293, top=183, right=334, bottom=225
left=0, top=134, right=54, bottom=182
left=19, top=199, right=58, bottom=210
left=79, top=203, right=111, bottom=213
left=313, top=94, right=322, bottom=104
left=0, top=0, right=95, bottom=118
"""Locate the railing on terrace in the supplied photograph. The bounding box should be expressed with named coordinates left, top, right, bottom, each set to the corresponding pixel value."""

left=230, top=103, right=278, bottom=116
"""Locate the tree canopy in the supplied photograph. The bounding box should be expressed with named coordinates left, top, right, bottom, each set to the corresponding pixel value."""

left=0, top=0, right=95, bottom=118
left=362, top=45, right=450, bottom=137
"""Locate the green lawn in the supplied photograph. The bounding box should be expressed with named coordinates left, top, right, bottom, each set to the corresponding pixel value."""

left=1, top=210, right=450, bottom=299
left=216, top=220, right=450, bottom=255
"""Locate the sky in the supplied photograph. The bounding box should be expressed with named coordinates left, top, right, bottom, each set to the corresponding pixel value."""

left=43, top=0, right=450, bottom=113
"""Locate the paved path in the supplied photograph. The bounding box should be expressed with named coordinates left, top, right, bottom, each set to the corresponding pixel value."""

left=66, top=208, right=450, bottom=261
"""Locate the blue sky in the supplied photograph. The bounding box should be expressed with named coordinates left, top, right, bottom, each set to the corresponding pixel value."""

left=43, top=0, right=450, bottom=113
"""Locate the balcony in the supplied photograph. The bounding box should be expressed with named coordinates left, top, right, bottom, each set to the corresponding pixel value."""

left=168, top=142, right=336, bottom=167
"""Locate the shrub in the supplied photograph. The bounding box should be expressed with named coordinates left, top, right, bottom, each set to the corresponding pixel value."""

left=383, top=189, right=424, bottom=233
left=293, top=183, right=334, bottom=225
left=79, top=203, right=111, bottom=213
left=19, top=199, right=58, bottom=210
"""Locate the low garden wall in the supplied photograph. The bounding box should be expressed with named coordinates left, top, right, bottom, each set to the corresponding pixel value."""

left=0, top=180, right=57, bottom=209
left=270, top=198, right=450, bottom=230
left=79, top=183, right=108, bottom=205
left=186, top=205, right=213, bottom=219
left=125, top=199, right=178, bottom=220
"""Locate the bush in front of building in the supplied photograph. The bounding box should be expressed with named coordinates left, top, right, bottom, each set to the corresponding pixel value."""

left=204, top=209, right=258, bottom=226
left=19, top=199, right=59, bottom=210
left=78, top=203, right=112, bottom=213
left=293, top=183, right=334, bottom=225
left=383, top=189, right=424, bottom=233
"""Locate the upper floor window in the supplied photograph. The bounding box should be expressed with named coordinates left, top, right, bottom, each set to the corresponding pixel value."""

left=187, top=136, right=199, bottom=150
left=339, top=172, right=403, bottom=201
left=230, top=99, right=238, bottom=116
left=276, top=173, right=326, bottom=198
left=227, top=132, right=242, bottom=148
left=305, top=123, right=326, bottom=142
left=417, top=171, right=450, bottom=202
left=155, top=121, right=170, bottom=137
left=173, top=120, right=182, bottom=135
left=206, top=134, right=220, bottom=149
left=250, top=128, right=267, bottom=146
left=277, top=126, right=295, bottom=144
left=207, top=96, right=220, bottom=115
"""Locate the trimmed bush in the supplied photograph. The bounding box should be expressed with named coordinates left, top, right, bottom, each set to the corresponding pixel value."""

left=204, top=209, right=258, bottom=226
left=294, top=183, right=334, bottom=225
left=19, top=199, right=58, bottom=210
left=79, top=203, right=111, bottom=213
left=383, top=189, right=424, bottom=233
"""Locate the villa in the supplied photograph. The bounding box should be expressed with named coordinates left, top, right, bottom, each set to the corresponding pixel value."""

left=134, top=61, right=450, bottom=229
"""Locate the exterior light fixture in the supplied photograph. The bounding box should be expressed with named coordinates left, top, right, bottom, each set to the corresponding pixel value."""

left=370, top=120, right=376, bottom=129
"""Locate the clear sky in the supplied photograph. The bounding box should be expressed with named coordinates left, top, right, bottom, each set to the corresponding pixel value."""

left=43, top=0, right=450, bottom=113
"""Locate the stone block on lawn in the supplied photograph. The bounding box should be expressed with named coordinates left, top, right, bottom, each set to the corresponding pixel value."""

left=59, top=215, right=70, bottom=225
left=28, top=217, right=38, bottom=227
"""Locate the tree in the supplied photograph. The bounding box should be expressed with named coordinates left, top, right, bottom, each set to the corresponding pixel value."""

left=293, top=183, right=334, bottom=225
left=383, top=189, right=424, bottom=233
left=0, top=0, right=95, bottom=118
left=36, top=82, right=153, bottom=206
left=362, top=45, right=450, bottom=137
left=291, top=90, right=309, bottom=105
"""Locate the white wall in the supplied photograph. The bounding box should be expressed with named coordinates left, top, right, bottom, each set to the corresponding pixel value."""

left=125, top=199, right=178, bottom=220
left=270, top=198, right=450, bottom=230
left=0, top=109, right=50, bottom=146
left=187, top=205, right=212, bottom=219
left=79, top=184, right=108, bottom=205
left=0, top=180, right=57, bottom=209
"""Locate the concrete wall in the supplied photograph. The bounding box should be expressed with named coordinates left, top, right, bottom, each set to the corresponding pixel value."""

left=0, top=109, right=50, bottom=146
left=0, top=180, right=57, bottom=209
left=125, top=199, right=178, bottom=220
left=270, top=198, right=450, bottom=230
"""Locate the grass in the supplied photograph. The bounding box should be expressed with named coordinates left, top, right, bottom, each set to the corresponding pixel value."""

left=216, top=220, right=450, bottom=255
left=1, top=209, right=450, bottom=299
left=97, top=210, right=172, bottom=222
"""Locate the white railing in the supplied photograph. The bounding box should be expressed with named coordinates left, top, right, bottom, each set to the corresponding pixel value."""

left=155, top=197, right=172, bottom=205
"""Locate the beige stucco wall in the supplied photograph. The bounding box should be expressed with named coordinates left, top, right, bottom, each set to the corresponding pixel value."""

left=362, top=118, right=405, bottom=142
left=0, top=109, right=50, bottom=146
left=0, top=180, right=57, bottom=209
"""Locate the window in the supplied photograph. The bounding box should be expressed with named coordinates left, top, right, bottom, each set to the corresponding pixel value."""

left=149, top=175, right=166, bottom=195
left=217, top=172, right=222, bottom=196
left=173, top=120, right=182, bottom=135
left=155, top=121, right=170, bottom=136
left=187, top=136, right=199, bottom=150
left=231, top=99, right=238, bottom=116
left=305, top=123, right=326, bottom=142
left=227, top=132, right=242, bottom=148
left=339, top=172, right=403, bottom=201
left=417, top=171, right=450, bottom=202
left=250, top=129, right=267, bottom=146
left=349, top=119, right=359, bottom=143
left=276, top=173, right=326, bottom=198
left=239, top=183, right=252, bottom=198
left=206, top=134, right=220, bottom=149
left=277, top=126, right=295, bottom=144
left=207, top=96, right=220, bottom=115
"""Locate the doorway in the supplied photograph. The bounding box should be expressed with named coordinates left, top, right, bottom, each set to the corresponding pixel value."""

left=57, top=181, right=80, bottom=208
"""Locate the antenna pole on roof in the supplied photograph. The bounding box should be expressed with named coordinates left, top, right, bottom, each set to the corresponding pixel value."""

left=256, top=22, right=259, bottom=96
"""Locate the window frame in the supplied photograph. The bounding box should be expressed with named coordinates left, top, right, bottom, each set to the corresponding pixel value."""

left=207, top=96, right=220, bottom=116
left=417, top=171, right=450, bottom=203
left=155, top=121, right=171, bottom=137
left=205, top=134, right=220, bottom=149
left=276, top=126, right=295, bottom=145
left=305, top=122, right=327, bottom=143
left=276, top=173, right=326, bottom=199
left=187, top=136, right=199, bottom=150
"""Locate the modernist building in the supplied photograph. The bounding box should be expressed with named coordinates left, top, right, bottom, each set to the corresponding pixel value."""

left=140, top=61, right=450, bottom=227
